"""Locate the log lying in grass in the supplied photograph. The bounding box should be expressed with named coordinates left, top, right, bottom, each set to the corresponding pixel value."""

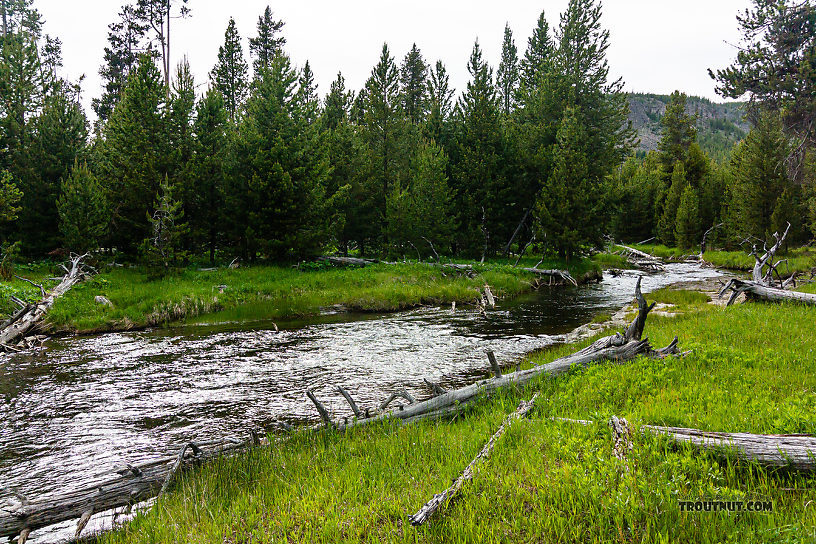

left=317, top=256, right=378, bottom=267
left=556, top=418, right=816, bottom=472
left=718, top=278, right=816, bottom=306
left=0, top=437, right=253, bottom=542
left=0, top=254, right=91, bottom=352
left=409, top=392, right=540, bottom=526
left=643, top=425, right=816, bottom=471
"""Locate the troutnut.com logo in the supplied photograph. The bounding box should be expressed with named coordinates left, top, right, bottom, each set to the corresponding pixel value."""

left=678, top=499, right=773, bottom=513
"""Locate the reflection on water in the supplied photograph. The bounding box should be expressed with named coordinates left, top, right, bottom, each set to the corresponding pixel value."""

left=0, top=263, right=720, bottom=542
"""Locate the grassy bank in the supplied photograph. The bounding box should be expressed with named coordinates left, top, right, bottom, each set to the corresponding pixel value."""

left=100, top=291, right=816, bottom=543
left=626, top=242, right=816, bottom=276
left=0, top=256, right=602, bottom=333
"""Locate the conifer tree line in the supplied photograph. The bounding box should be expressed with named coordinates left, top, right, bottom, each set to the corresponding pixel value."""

left=0, top=0, right=814, bottom=271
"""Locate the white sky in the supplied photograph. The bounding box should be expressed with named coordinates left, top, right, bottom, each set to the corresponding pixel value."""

left=35, top=0, right=752, bottom=120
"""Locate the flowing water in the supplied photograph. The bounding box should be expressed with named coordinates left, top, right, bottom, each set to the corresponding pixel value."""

left=0, top=263, right=721, bottom=542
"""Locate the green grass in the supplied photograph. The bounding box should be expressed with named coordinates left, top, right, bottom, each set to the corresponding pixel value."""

left=100, top=293, right=816, bottom=544
left=630, top=243, right=689, bottom=259
left=27, top=258, right=600, bottom=333
left=591, top=251, right=633, bottom=269
left=704, top=249, right=815, bottom=276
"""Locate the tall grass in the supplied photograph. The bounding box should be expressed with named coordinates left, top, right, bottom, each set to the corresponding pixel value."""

left=40, top=259, right=599, bottom=332
left=100, top=294, right=816, bottom=543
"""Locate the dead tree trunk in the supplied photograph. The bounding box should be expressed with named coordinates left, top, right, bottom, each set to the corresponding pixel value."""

left=619, top=244, right=665, bottom=272
left=700, top=223, right=723, bottom=260
left=719, top=278, right=816, bottom=306
left=316, top=256, right=378, bottom=267
left=643, top=425, right=816, bottom=472
left=0, top=437, right=254, bottom=542
left=748, top=222, right=791, bottom=286
left=409, top=393, right=540, bottom=525
left=520, top=268, right=577, bottom=286
left=0, top=254, right=91, bottom=352
left=502, top=207, right=531, bottom=257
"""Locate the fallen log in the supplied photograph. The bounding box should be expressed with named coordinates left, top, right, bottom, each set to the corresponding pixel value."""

left=556, top=417, right=816, bottom=472
left=718, top=278, right=816, bottom=306
left=409, top=392, right=540, bottom=525
left=0, top=437, right=252, bottom=542
left=316, top=256, right=377, bottom=267
left=643, top=425, right=816, bottom=472
left=520, top=268, right=577, bottom=286
left=618, top=244, right=665, bottom=272
left=0, top=254, right=91, bottom=352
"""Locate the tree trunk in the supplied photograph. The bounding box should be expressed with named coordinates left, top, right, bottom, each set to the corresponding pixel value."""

left=719, top=278, right=816, bottom=306
left=0, top=254, right=90, bottom=352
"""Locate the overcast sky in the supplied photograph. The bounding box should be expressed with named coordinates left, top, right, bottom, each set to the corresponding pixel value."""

left=35, top=0, right=752, bottom=119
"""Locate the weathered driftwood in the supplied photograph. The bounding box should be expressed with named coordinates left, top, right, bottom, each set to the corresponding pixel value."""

left=556, top=417, right=816, bottom=472
left=520, top=268, right=578, bottom=286
left=0, top=437, right=251, bottom=542
left=0, top=254, right=91, bottom=352
left=409, top=392, right=540, bottom=525
left=719, top=278, right=816, bottom=306
left=317, top=256, right=377, bottom=267
left=619, top=244, right=665, bottom=272
left=643, top=425, right=816, bottom=472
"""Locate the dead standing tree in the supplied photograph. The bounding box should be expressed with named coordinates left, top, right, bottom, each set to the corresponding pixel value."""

left=720, top=222, right=816, bottom=306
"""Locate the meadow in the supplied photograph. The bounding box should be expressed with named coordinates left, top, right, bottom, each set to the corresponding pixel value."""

left=98, top=290, right=816, bottom=543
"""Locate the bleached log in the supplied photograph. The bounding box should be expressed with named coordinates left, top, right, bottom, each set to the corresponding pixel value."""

left=337, top=386, right=362, bottom=418
left=718, top=278, right=816, bottom=306
left=520, top=268, right=578, bottom=286
left=0, top=254, right=90, bottom=352
left=619, top=244, right=666, bottom=271
left=409, top=392, right=540, bottom=525
left=317, top=256, right=377, bottom=267
left=556, top=417, right=816, bottom=472
left=642, top=425, right=816, bottom=472
left=0, top=437, right=251, bottom=541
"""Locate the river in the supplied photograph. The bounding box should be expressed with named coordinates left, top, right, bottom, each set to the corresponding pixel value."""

left=0, top=263, right=721, bottom=543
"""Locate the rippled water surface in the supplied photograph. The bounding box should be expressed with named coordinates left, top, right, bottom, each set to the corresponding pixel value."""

left=0, top=264, right=721, bottom=542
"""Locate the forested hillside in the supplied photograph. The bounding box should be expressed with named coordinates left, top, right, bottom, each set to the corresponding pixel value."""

left=628, top=93, right=748, bottom=161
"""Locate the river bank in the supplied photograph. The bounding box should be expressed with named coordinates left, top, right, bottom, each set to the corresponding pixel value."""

left=0, top=257, right=604, bottom=335
left=88, top=279, right=816, bottom=543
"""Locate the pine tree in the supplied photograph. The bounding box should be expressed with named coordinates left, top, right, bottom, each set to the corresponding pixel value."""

left=530, top=0, right=635, bottom=256
left=100, top=53, right=168, bottom=253
left=425, top=60, right=454, bottom=147
left=140, top=175, right=188, bottom=272
left=57, top=161, right=108, bottom=253
left=363, top=43, right=406, bottom=241
left=409, top=140, right=455, bottom=254
left=453, top=40, right=505, bottom=256
left=211, top=18, right=248, bottom=121
left=190, top=88, right=228, bottom=263
left=0, top=170, right=21, bottom=223
left=322, top=72, right=353, bottom=131
left=92, top=5, right=146, bottom=123
left=400, top=43, right=428, bottom=124
left=535, top=107, right=596, bottom=260
left=231, top=53, right=328, bottom=260
left=249, top=6, right=285, bottom=76
left=727, top=113, right=790, bottom=241
left=135, top=0, right=191, bottom=93
left=519, top=10, right=552, bottom=94
left=658, top=162, right=686, bottom=245
left=297, top=60, right=319, bottom=125
left=674, top=183, right=699, bottom=249
left=18, top=85, right=88, bottom=254
left=657, top=91, right=697, bottom=175
left=496, top=23, right=519, bottom=117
